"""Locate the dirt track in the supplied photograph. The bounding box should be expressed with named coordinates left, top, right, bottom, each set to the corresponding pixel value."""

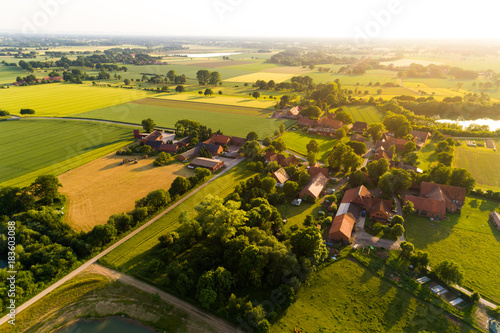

left=86, top=264, right=237, bottom=332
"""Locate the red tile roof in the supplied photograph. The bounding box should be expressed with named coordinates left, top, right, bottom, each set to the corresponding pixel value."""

left=329, top=213, right=356, bottom=242
left=299, top=173, right=329, bottom=199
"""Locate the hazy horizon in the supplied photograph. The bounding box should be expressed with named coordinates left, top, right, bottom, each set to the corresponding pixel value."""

left=0, top=0, right=498, bottom=40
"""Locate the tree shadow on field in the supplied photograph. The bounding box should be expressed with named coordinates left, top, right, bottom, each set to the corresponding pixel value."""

left=382, top=289, right=411, bottom=331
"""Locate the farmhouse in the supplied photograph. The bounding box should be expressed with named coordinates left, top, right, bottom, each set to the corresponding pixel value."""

left=309, top=162, right=329, bottom=178
left=272, top=168, right=290, bottom=186
left=189, top=157, right=224, bottom=172
left=196, top=142, right=224, bottom=156
left=177, top=147, right=199, bottom=161
left=490, top=211, right=500, bottom=230
left=307, top=127, right=337, bottom=136
left=281, top=106, right=301, bottom=119
left=299, top=173, right=328, bottom=200
left=373, top=146, right=394, bottom=161
left=340, top=185, right=393, bottom=222
left=352, top=121, right=368, bottom=133
left=264, top=152, right=300, bottom=167
left=375, top=137, right=409, bottom=152
left=297, top=115, right=318, bottom=127
left=403, top=182, right=466, bottom=219
left=410, top=130, right=431, bottom=148
left=317, top=117, right=344, bottom=130
left=350, top=133, right=365, bottom=142
left=134, top=129, right=180, bottom=153
left=205, top=133, right=231, bottom=145
left=328, top=213, right=356, bottom=243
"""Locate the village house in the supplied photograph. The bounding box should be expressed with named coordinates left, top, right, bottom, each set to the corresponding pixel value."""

left=351, top=121, right=368, bottom=133
left=189, top=157, right=224, bottom=172
left=339, top=185, right=393, bottom=223
left=272, top=168, right=290, bottom=187
left=373, top=146, right=394, bottom=161
left=297, top=115, right=318, bottom=127
left=350, top=133, right=365, bottom=142
left=264, top=151, right=300, bottom=167
left=328, top=213, right=356, bottom=243
left=134, top=129, right=180, bottom=154
left=375, top=136, right=409, bottom=152
left=308, top=162, right=329, bottom=178
left=403, top=182, right=466, bottom=219
left=272, top=106, right=301, bottom=119
left=299, top=173, right=329, bottom=200
left=410, top=130, right=431, bottom=148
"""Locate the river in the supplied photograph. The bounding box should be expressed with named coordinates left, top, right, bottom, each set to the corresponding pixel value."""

left=436, top=119, right=500, bottom=131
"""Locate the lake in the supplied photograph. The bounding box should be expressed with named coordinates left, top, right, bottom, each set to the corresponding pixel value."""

left=57, top=317, right=157, bottom=333
left=171, top=52, right=241, bottom=58
left=436, top=119, right=500, bottom=131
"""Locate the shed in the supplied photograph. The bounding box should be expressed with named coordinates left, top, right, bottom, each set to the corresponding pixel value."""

left=189, top=157, right=224, bottom=172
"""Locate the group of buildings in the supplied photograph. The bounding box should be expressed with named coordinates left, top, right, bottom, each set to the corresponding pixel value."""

left=133, top=130, right=247, bottom=172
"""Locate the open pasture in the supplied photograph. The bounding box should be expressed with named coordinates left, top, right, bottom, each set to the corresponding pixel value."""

left=453, top=141, right=500, bottom=192
left=271, top=259, right=473, bottom=333
left=152, top=93, right=276, bottom=111
left=0, top=119, right=134, bottom=187
left=59, top=153, right=193, bottom=232
left=379, top=58, right=444, bottom=66
left=73, top=100, right=292, bottom=138
left=0, top=83, right=150, bottom=116
left=406, top=195, right=500, bottom=304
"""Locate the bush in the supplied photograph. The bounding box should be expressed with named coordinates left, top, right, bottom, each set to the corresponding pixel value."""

left=0, top=110, right=10, bottom=116
left=20, top=108, right=35, bottom=115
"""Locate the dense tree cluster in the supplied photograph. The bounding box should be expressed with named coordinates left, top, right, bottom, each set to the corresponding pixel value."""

left=174, top=119, right=212, bottom=142
left=146, top=171, right=329, bottom=331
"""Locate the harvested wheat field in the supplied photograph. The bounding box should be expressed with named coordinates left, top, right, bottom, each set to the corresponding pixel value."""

left=59, top=153, right=194, bottom=232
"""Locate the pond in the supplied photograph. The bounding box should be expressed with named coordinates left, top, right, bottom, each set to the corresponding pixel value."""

left=436, top=119, right=500, bottom=131
left=57, top=317, right=157, bottom=333
left=171, top=52, right=241, bottom=58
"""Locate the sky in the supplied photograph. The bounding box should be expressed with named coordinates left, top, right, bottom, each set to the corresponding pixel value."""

left=0, top=0, right=498, bottom=40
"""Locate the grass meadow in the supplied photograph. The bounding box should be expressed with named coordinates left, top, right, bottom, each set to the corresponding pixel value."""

left=342, top=105, right=384, bottom=123
left=74, top=100, right=292, bottom=138
left=100, top=162, right=255, bottom=272
left=405, top=195, right=500, bottom=304
left=0, top=119, right=135, bottom=187
left=282, top=131, right=340, bottom=161
left=0, top=83, right=150, bottom=116
left=453, top=141, right=500, bottom=192
left=271, top=259, right=474, bottom=333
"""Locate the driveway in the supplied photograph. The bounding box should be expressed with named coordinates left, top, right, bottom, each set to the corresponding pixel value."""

left=354, top=215, right=402, bottom=250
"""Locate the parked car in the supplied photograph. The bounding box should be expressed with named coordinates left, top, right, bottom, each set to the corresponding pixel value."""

left=291, top=199, right=302, bottom=206
left=361, top=210, right=366, bottom=217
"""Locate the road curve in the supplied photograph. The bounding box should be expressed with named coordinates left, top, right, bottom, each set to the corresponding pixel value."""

left=0, top=157, right=243, bottom=326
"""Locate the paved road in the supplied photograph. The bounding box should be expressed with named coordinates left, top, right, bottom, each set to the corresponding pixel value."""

left=354, top=215, right=402, bottom=250
left=0, top=157, right=244, bottom=326
left=86, top=264, right=236, bottom=332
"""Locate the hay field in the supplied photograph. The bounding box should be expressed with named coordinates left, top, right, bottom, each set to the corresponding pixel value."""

left=153, top=93, right=276, bottom=110
left=0, top=83, right=150, bottom=116
left=59, top=153, right=193, bottom=232
left=224, top=72, right=294, bottom=83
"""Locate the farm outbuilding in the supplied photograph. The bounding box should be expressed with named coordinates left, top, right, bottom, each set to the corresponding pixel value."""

left=328, top=213, right=356, bottom=243
left=299, top=173, right=328, bottom=200
left=189, top=157, right=224, bottom=172
left=491, top=211, right=500, bottom=230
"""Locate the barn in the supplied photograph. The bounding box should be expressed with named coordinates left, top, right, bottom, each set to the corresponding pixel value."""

left=189, top=157, right=224, bottom=172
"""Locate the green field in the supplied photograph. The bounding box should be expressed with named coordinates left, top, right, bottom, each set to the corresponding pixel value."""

left=416, top=142, right=437, bottom=171
left=0, top=83, right=150, bottom=116
left=342, top=105, right=384, bottom=124
left=73, top=101, right=292, bottom=138
left=271, top=259, right=474, bottom=333
left=101, top=162, right=255, bottom=271
left=282, top=131, right=339, bottom=161
left=406, top=195, right=500, bottom=303
left=0, top=65, right=25, bottom=84
left=453, top=142, right=500, bottom=192
left=0, top=119, right=135, bottom=186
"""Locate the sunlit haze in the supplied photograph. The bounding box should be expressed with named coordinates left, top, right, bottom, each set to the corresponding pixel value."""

left=0, top=0, right=499, bottom=39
